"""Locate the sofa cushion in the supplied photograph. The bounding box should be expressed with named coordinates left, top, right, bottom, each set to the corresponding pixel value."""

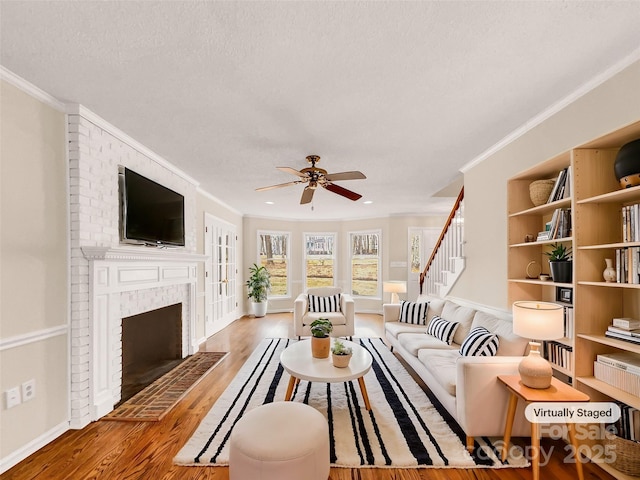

left=385, top=321, right=426, bottom=339
left=399, top=301, right=429, bottom=325
left=418, top=349, right=460, bottom=397
left=397, top=332, right=456, bottom=356
left=459, top=326, right=499, bottom=356
left=441, top=301, right=476, bottom=345
left=425, top=298, right=446, bottom=325
left=426, top=316, right=459, bottom=345
left=308, top=294, right=341, bottom=313
left=471, top=311, right=529, bottom=356
left=302, top=311, right=347, bottom=326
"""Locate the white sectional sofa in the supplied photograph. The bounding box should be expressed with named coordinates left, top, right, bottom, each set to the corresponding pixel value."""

left=384, top=296, right=531, bottom=449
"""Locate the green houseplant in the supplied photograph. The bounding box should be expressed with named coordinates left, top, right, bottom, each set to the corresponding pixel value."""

left=246, top=263, right=271, bottom=317
left=331, top=338, right=352, bottom=368
left=544, top=243, right=572, bottom=284
left=310, top=318, right=333, bottom=358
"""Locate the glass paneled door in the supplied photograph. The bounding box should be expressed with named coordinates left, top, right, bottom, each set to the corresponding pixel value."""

left=205, top=214, right=237, bottom=337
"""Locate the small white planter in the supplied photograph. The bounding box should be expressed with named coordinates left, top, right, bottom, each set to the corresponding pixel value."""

left=251, top=300, right=268, bottom=317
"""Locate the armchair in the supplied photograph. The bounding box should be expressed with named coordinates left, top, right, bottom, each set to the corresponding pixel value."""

left=293, top=287, right=355, bottom=339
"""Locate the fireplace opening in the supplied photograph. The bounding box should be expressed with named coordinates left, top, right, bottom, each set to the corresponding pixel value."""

left=119, top=303, right=183, bottom=404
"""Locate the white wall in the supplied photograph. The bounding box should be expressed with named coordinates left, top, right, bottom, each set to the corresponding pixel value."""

left=0, top=80, right=69, bottom=463
left=453, top=59, right=640, bottom=309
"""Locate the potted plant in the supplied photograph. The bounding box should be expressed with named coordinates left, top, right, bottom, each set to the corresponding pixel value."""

left=544, top=242, right=572, bottom=284
left=331, top=339, right=353, bottom=368
left=310, top=318, right=333, bottom=358
left=246, top=263, right=271, bottom=317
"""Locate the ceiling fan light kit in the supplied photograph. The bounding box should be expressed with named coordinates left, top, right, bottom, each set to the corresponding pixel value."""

left=256, top=155, right=366, bottom=204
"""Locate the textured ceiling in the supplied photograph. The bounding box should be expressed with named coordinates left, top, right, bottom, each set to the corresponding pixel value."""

left=1, top=1, right=640, bottom=219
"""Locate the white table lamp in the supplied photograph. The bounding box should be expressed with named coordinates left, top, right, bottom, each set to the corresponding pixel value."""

left=383, top=281, right=407, bottom=304
left=512, top=301, right=564, bottom=389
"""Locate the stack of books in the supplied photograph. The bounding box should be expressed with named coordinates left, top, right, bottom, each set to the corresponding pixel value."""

left=536, top=208, right=572, bottom=241
left=610, top=402, right=640, bottom=442
left=605, top=317, right=640, bottom=345
left=544, top=340, right=572, bottom=371
left=614, top=246, right=640, bottom=284
left=594, top=351, right=640, bottom=397
left=546, top=167, right=571, bottom=203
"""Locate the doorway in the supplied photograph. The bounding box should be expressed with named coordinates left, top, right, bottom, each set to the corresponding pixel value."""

left=408, top=227, right=440, bottom=300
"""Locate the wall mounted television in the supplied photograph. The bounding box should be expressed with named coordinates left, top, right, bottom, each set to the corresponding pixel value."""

left=119, top=166, right=185, bottom=247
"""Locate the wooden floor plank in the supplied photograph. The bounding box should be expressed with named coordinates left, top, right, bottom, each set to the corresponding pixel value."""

left=2, top=313, right=616, bottom=480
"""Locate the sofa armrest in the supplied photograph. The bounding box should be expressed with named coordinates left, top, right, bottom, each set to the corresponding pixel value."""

left=293, top=294, right=308, bottom=336
left=383, top=303, right=401, bottom=323
left=456, top=356, right=530, bottom=438
left=341, top=294, right=355, bottom=334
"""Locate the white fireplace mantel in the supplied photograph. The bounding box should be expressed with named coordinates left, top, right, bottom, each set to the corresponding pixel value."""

left=82, top=246, right=208, bottom=263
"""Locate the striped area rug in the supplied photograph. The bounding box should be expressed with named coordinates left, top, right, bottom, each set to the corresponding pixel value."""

left=174, top=338, right=528, bottom=469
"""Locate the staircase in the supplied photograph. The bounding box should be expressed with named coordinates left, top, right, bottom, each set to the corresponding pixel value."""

left=419, top=188, right=465, bottom=298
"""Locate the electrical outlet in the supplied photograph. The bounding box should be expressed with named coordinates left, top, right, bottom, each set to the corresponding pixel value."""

left=22, top=379, right=36, bottom=402
left=4, top=387, right=21, bottom=409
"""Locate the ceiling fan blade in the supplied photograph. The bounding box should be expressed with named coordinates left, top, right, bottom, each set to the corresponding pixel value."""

left=255, top=180, right=302, bottom=192
left=300, top=186, right=315, bottom=204
left=324, top=171, right=367, bottom=181
left=324, top=183, right=362, bottom=201
left=277, top=166, right=308, bottom=179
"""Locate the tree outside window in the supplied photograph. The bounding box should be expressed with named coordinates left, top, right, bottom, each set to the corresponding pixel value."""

left=350, top=231, right=380, bottom=297
left=258, top=232, right=289, bottom=296
left=304, top=233, right=336, bottom=289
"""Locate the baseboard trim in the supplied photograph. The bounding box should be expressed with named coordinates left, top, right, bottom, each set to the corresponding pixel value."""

left=0, top=421, right=69, bottom=474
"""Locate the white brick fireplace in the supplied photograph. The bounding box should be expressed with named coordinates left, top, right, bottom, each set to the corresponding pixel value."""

left=68, top=107, right=204, bottom=428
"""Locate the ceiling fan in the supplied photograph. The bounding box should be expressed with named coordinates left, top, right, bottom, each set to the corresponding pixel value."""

left=256, top=155, right=367, bottom=204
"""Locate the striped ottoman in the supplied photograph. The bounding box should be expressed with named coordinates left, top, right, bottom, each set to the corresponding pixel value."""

left=229, top=401, right=329, bottom=480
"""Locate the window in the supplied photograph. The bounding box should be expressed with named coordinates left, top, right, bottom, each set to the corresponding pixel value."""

left=258, top=231, right=290, bottom=297
left=349, top=231, right=381, bottom=297
left=304, top=233, right=336, bottom=289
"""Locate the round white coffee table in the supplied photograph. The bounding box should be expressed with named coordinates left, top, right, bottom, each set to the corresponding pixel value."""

left=280, top=339, right=373, bottom=410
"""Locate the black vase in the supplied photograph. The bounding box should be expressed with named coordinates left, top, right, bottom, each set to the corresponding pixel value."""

left=614, top=138, right=640, bottom=188
left=549, top=261, right=572, bottom=284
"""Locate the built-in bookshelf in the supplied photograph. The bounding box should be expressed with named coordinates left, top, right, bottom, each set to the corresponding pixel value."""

left=507, top=120, right=640, bottom=479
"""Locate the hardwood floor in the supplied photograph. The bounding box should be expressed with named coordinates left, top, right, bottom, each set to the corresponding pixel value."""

left=3, top=313, right=616, bottom=480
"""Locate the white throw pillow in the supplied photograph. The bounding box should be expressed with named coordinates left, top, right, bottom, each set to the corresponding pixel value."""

left=459, top=326, right=499, bottom=356
left=426, top=316, right=459, bottom=345
left=399, top=301, right=429, bottom=325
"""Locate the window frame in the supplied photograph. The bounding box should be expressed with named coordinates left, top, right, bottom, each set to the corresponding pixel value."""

left=348, top=229, right=382, bottom=299
left=257, top=230, right=291, bottom=299
left=303, top=232, right=337, bottom=290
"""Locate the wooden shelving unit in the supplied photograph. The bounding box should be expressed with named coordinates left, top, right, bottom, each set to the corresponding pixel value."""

left=507, top=120, right=640, bottom=479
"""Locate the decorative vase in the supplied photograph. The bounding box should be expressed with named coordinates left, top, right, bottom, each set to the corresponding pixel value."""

left=332, top=353, right=352, bottom=368
left=603, top=258, right=616, bottom=283
left=549, top=261, right=572, bottom=284
left=614, top=138, right=640, bottom=189
left=311, top=336, right=330, bottom=359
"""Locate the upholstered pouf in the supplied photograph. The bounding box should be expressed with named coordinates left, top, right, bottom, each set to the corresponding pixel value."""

left=229, top=401, right=329, bottom=480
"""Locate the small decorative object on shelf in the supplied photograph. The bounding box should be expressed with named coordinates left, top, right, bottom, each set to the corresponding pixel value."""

left=529, top=179, right=556, bottom=206
left=545, top=243, right=572, bottom=283
left=614, top=138, right=640, bottom=188
left=603, top=258, right=616, bottom=283
left=331, top=339, right=352, bottom=368
left=526, top=261, right=542, bottom=279
left=310, top=318, right=333, bottom=358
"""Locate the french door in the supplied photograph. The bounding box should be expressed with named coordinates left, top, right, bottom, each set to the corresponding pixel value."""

left=204, top=214, right=238, bottom=337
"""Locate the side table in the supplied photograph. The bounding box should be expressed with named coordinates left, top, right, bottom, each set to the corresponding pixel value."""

left=498, top=375, right=590, bottom=480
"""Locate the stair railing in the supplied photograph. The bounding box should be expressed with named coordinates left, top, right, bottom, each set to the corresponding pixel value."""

left=419, top=187, right=465, bottom=296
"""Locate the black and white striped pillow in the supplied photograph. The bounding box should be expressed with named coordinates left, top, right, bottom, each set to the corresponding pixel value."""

left=459, top=326, right=499, bottom=356
left=308, top=294, right=341, bottom=313
left=426, top=316, right=459, bottom=345
left=399, top=301, right=429, bottom=325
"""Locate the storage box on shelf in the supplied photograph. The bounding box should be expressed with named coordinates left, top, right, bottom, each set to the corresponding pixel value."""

left=508, top=120, right=640, bottom=480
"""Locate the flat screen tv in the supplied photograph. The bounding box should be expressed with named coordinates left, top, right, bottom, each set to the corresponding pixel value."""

left=119, top=166, right=185, bottom=247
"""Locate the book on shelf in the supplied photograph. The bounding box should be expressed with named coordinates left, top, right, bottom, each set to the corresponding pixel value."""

left=546, top=167, right=571, bottom=203
left=622, top=203, right=640, bottom=243
left=544, top=340, right=572, bottom=371
left=605, top=330, right=640, bottom=345
left=544, top=208, right=571, bottom=240
left=594, top=361, right=640, bottom=397
left=564, top=306, right=574, bottom=338
left=597, top=352, right=640, bottom=375
left=614, top=247, right=640, bottom=284
left=607, top=325, right=640, bottom=338
left=613, top=317, right=640, bottom=329
left=610, top=402, right=640, bottom=442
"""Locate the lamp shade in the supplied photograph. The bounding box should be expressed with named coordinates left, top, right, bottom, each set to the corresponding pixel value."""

left=383, top=281, right=407, bottom=294
left=512, top=301, right=564, bottom=340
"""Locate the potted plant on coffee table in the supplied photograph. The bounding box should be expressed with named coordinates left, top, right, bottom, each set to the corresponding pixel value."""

left=331, top=339, right=353, bottom=368
left=310, top=318, right=333, bottom=359
left=544, top=242, right=572, bottom=284
left=246, top=263, right=271, bottom=317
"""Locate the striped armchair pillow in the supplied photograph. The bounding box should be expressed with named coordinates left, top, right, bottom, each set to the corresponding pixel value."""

left=308, top=294, right=341, bottom=313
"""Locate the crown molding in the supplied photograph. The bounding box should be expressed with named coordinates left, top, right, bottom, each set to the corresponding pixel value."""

left=0, top=66, right=66, bottom=111
left=460, top=46, right=640, bottom=174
